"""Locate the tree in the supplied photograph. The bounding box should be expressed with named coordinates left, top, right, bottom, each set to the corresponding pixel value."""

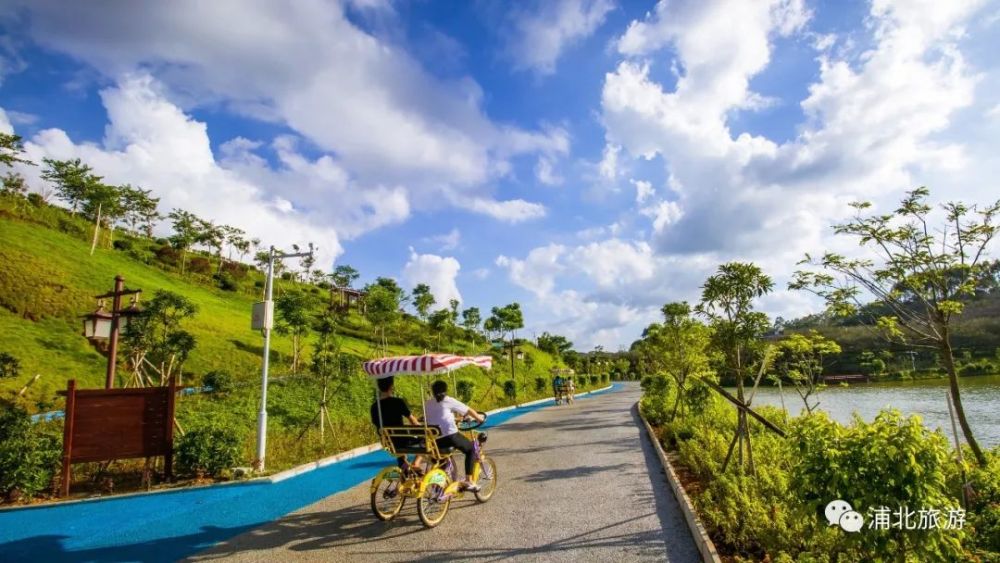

left=121, top=290, right=198, bottom=386
left=363, top=283, right=401, bottom=351
left=461, top=307, right=481, bottom=348
left=41, top=158, right=102, bottom=215
left=411, top=284, right=435, bottom=320
left=221, top=225, right=246, bottom=262
left=226, top=227, right=251, bottom=264
left=197, top=219, right=225, bottom=267
left=81, top=182, right=124, bottom=244
left=119, top=185, right=160, bottom=236
left=298, top=245, right=317, bottom=282
left=773, top=332, right=841, bottom=414
left=695, top=262, right=774, bottom=473
left=168, top=209, right=201, bottom=274
left=487, top=303, right=525, bottom=389
left=275, top=291, right=311, bottom=373
left=790, top=187, right=1000, bottom=465
left=332, top=264, right=359, bottom=288
left=427, top=308, right=454, bottom=350
left=0, top=133, right=32, bottom=168
left=306, top=314, right=345, bottom=443
left=537, top=332, right=573, bottom=361
left=373, top=277, right=406, bottom=304
left=651, top=302, right=712, bottom=420
left=1, top=172, right=28, bottom=198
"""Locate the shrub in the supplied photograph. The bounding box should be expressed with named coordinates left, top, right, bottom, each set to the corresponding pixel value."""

left=188, top=256, right=212, bottom=275
left=215, top=272, right=238, bottom=292
left=0, top=352, right=20, bottom=379
left=176, top=423, right=243, bottom=478
left=57, top=217, right=85, bottom=237
left=965, top=449, right=1000, bottom=556
left=203, top=370, right=233, bottom=394
left=155, top=245, right=180, bottom=266
left=220, top=261, right=248, bottom=279
left=639, top=375, right=672, bottom=425
left=788, top=411, right=965, bottom=561
left=456, top=379, right=474, bottom=403
left=959, top=360, right=996, bottom=377
left=502, top=380, right=517, bottom=401
left=534, top=377, right=546, bottom=393
left=127, top=247, right=155, bottom=264
left=112, top=239, right=132, bottom=252
left=589, top=375, right=599, bottom=386
left=0, top=403, right=61, bottom=502
left=26, top=193, right=43, bottom=207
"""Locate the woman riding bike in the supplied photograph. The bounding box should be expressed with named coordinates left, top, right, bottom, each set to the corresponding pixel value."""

left=424, top=380, right=485, bottom=492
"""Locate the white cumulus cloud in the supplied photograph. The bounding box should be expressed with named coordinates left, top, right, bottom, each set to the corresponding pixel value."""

left=402, top=249, right=463, bottom=306
left=506, top=0, right=616, bottom=75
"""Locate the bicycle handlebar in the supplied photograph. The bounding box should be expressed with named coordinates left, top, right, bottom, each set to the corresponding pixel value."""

left=458, top=412, right=487, bottom=431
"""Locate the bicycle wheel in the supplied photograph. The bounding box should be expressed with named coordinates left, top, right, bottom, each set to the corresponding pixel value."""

left=417, top=477, right=451, bottom=528
left=370, top=473, right=406, bottom=521
left=474, top=456, right=498, bottom=502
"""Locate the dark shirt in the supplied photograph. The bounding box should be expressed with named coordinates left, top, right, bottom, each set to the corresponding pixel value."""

left=371, top=396, right=411, bottom=429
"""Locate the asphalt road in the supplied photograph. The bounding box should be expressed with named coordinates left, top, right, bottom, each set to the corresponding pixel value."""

left=190, top=383, right=700, bottom=562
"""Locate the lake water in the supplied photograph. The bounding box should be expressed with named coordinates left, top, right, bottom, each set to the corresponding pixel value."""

left=728, top=374, right=1000, bottom=448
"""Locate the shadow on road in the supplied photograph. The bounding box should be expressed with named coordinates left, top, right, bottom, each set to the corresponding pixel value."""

left=195, top=508, right=671, bottom=563
left=517, top=462, right=634, bottom=483
left=2, top=525, right=260, bottom=563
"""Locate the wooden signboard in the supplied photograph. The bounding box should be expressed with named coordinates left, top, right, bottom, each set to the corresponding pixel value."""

left=60, top=377, right=177, bottom=496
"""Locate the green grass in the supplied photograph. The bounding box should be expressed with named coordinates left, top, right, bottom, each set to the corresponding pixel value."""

left=0, top=216, right=408, bottom=408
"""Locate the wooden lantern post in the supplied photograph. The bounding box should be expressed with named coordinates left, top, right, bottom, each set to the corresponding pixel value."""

left=83, top=276, right=141, bottom=389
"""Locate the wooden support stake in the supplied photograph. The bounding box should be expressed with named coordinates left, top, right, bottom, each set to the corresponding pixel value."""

left=695, top=375, right=786, bottom=438
left=60, top=379, right=77, bottom=497
left=165, top=375, right=176, bottom=481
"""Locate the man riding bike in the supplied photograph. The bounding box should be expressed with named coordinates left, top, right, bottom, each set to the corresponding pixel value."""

left=370, top=376, right=423, bottom=475
left=424, top=380, right=485, bottom=492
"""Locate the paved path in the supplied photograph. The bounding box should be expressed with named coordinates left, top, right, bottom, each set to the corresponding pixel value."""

left=192, top=383, right=699, bottom=562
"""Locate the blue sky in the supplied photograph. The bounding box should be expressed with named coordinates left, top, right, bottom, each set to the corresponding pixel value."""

left=1, top=0, right=999, bottom=350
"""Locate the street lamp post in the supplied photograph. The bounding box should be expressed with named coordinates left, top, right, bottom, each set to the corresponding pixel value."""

left=253, top=244, right=313, bottom=473
left=82, top=275, right=141, bottom=389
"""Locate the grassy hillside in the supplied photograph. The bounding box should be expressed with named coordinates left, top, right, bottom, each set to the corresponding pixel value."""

left=0, top=198, right=597, bottom=484
left=0, top=217, right=401, bottom=407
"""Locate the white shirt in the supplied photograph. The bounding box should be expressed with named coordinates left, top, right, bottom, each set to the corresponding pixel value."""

left=424, top=395, right=469, bottom=438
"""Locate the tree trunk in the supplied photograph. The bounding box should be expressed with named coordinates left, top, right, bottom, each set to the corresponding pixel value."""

left=668, top=380, right=683, bottom=422
left=939, top=328, right=986, bottom=465
left=90, top=204, right=102, bottom=256
left=320, top=378, right=327, bottom=443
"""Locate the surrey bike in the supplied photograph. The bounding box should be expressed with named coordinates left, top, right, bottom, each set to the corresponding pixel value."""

left=365, top=354, right=499, bottom=528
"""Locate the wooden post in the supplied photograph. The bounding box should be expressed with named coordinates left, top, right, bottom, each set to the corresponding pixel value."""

left=164, top=375, right=176, bottom=481
left=105, top=275, right=125, bottom=389
left=61, top=379, right=77, bottom=497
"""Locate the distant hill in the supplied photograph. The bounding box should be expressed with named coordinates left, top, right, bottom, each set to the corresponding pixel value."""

left=783, top=288, right=1000, bottom=376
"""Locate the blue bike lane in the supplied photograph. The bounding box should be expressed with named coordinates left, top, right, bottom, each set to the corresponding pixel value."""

left=0, top=385, right=620, bottom=563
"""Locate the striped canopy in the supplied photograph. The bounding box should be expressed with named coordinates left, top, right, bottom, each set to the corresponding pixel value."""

left=363, top=354, right=493, bottom=379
